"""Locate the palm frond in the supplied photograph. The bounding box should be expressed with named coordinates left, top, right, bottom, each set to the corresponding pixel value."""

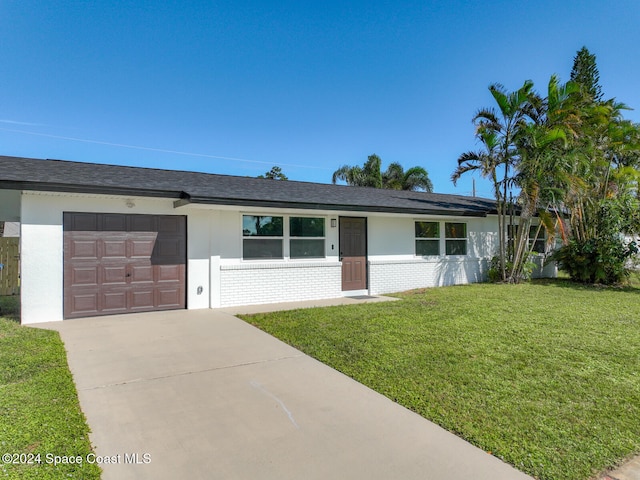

left=402, top=166, right=433, bottom=192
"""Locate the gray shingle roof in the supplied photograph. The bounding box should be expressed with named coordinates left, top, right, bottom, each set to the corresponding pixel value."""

left=0, top=155, right=497, bottom=217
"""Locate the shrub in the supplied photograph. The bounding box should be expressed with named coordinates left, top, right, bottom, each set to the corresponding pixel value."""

left=487, top=255, right=502, bottom=282
left=552, top=237, right=638, bottom=284
left=0, top=295, right=20, bottom=318
left=554, top=196, right=640, bottom=285
left=487, top=254, right=538, bottom=283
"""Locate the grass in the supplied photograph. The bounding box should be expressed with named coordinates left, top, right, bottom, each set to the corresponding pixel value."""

left=0, top=317, right=101, bottom=479
left=242, top=279, right=640, bottom=480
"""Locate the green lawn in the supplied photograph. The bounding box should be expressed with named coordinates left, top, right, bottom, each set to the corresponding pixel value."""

left=0, top=316, right=101, bottom=479
left=242, top=279, right=640, bottom=480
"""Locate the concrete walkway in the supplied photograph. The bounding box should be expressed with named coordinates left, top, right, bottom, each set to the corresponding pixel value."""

left=41, top=303, right=533, bottom=480
left=602, top=455, right=640, bottom=480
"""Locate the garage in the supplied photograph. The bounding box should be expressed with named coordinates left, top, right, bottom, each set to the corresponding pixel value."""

left=63, top=213, right=186, bottom=319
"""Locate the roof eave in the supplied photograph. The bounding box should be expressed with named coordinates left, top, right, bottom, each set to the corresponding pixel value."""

left=180, top=195, right=490, bottom=217
left=1, top=180, right=494, bottom=217
left=0, top=180, right=182, bottom=200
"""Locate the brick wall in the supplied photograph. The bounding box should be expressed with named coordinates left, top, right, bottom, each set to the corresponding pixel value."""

left=219, top=258, right=493, bottom=305
left=531, top=256, right=558, bottom=278
left=369, top=258, right=489, bottom=295
left=220, top=262, right=342, bottom=307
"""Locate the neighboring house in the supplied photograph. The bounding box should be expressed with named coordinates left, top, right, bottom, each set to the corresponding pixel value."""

left=1, top=222, right=20, bottom=237
left=0, top=155, right=555, bottom=324
left=626, top=235, right=640, bottom=270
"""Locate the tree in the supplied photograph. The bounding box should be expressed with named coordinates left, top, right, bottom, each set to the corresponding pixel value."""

left=456, top=47, right=640, bottom=284
left=333, top=154, right=433, bottom=192
left=258, top=166, right=288, bottom=180
left=332, top=154, right=383, bottom=188
left=455, top=44, right=640, bottom=285
left=453, top=80, right=536, bottom=281
left=570, top=46, right=603, bottom=101
left=509, top=76, right=578, bottom=280
left=452, top=130, right=501, bottom=199
left=382, top=162, right=434, bottom=192
left=548, top=95, right=640, bottom=284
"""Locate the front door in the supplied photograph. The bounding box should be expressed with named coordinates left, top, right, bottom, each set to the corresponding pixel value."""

left=339, top=217, right=367, bottom=291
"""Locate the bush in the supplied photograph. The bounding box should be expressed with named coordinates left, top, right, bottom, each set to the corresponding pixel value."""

left=552, top=237, right=638, bottom=285
left=487, top=255, right=502, bottom=282
left=487, top=254, right=537, bottom=283
left=554, top=196, right=640, bottom=285
left=0, top=295, right=20, bottom=318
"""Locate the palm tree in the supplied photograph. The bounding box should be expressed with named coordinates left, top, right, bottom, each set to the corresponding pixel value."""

left=332, top=154, right=382, bottom=188
left=332, top=154, right=433, bottom=192
left=452, top=129, right=500, bottom=196
left=382, top=163, right=434, bottom=192
left=456, top=49, right=640, bottom=284
left=453, top=80, right=537, bottom=281
left=508, top=76, right=582, bottom=277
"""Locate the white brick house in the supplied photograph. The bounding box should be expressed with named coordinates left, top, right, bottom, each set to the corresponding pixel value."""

left=0, top=156, right=555, bottom=324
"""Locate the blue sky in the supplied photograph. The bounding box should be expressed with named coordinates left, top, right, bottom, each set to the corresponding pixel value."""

left=1, top=1, right=639, bottom=197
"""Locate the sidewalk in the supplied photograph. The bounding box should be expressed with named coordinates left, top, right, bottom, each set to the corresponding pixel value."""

left=601, top=455, right=640, bottom=480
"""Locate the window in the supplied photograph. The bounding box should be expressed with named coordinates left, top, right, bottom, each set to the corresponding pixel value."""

left=415, top=221, right=440, bottom=256
left=242, top=215, right=326, bottom=260
left=242, top=216, right=283, bottom=259
left=445, top=222, right=467, bottom=255
left=529, top=226, right=545, bottom=254
left=508, top=224, right=545, bottom=254
left=290, top=217, right=325, bottom=258
left=507, top=224, right=517, bottom=253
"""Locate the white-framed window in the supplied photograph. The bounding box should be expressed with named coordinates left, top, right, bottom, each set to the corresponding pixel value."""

left=242, top=215, right=326, bottom=260
left=508, top=224, right=546, bottom=254
left=242, top=215, right=284, bottom=260
left=445, top=222, right=467, bottom=255
left=529, top=225, right=545, bottom=254
left=415, top=221, right=440, bottom=256
left=289, top=217, right=325, bottom=259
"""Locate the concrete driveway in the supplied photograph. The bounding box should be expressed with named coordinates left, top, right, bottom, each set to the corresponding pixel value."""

left=42, top=308, right=533, bottom=480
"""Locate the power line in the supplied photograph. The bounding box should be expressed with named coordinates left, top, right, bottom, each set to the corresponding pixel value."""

left=0, top=127, right=332, bottom=170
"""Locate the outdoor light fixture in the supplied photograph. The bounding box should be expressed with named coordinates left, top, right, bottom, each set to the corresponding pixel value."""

left=331, top=219, right=337, bottom=228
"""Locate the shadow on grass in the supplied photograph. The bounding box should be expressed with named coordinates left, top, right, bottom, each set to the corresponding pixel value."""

left=530, top=277, right=640, bottom=294
left=396, top=277, right=640, bottom=301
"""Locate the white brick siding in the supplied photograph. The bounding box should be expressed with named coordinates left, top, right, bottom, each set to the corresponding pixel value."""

left=369, top=258, right=489, bottom=295
left=531, top=256, right=558, bottom=279
left=220, top=262, right=342, bottom=307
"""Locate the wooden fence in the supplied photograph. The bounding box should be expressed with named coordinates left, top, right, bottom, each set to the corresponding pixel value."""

left=0, top=237, right=19, bottom=295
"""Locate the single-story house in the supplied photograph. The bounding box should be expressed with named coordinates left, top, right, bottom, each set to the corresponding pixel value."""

left=0, top=222, right=20, bottom=237
left=0, top=155, right=556, bottom=324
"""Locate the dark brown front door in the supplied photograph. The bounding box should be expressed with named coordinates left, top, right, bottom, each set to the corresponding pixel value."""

left=340, top=217, right=367, bottom=291
left=63, top=213, right=186, bottom=319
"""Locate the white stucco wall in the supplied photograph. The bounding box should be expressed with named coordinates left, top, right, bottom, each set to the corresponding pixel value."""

left=366, top=215, right=497, bottom=294
left=367, top=215, right=498, bottom=260
left=19, top=192, right=213, bottom=324
left=21, top=193, right=64, bottom=324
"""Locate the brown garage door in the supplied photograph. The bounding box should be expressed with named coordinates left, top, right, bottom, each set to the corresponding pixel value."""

left=63, top=213, right=186, bottom=319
